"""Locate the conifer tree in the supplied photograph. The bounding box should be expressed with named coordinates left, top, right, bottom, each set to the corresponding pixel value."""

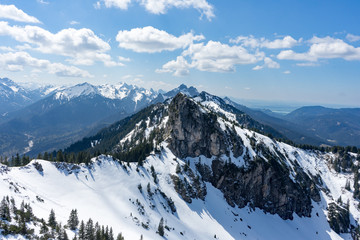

left=57, top=150, right=64, bottom=162
left=158, top=217, right=164, bottom=236
left=85, top=218, right=95, bottom=240
left=78, top=220, right=85, bottom=240
left=48, top=209, right=57, bottom=229
left=68, top=209, right=79, bottom=230
left=116, top=233, right=125, bottom=240
left=0, top=197, right=11, bottom=221
left=109, top=227, right=114, bottom=240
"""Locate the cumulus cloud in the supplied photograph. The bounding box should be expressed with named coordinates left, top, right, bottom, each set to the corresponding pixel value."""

left=252, top=57, right=280, bottom=70
left=183, top=41, right=261, bottom=72
left=116, top=26, right=204, bottom=53
left=277, top=36, right=360, bottom=62
left=0, top=51, right=93, bottom=78
left=0, top=4, right=41, bottom=23
left=157, top=41, right=263, bottom=75
left=346, top=34, right=360, bottom=42
left=97, top=0, right=214, bottom=20
left=156, top=56, right=190, bottom=76
left=230, top=35, right=300, bottom=49
left=0, top=21, right=123, bottom=66
left=100, top=0, right=132, bottom=9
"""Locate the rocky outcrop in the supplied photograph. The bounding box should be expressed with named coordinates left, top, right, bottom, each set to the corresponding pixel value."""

left=197, top=159, right=319, bottom=220
left=167, top=93, right=320, bottom=220
left=166, top=93, right=231, bottom=158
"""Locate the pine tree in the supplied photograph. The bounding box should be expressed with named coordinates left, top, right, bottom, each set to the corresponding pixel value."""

left=59, top=228, right=69, bottom=240
left=109, top=227, right=114, bottom=240
left=78, top=220, right=85, bottom=240
left=57, top=150, right=64, bottom=162
left=345, top=179, right=351, bottom=191
left=158, top=217, right=164, bottom=236
left=48, top=209, right=57, bottom=229
left=85, top=218, right=95, bottom=240
left=95, top=222, right=101, bottom=240
left=14, top=153, right=21, bottom=166
left=68, top=209, right=79, bottom=230
left=0, top=197, right=11, bottom=221
left=116, top=233, right=125, bottom=240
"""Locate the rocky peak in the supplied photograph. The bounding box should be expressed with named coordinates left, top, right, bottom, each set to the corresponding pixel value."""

left=166, top=93, right=230, bottom=158
left=166, top=93, right=319, bottom=220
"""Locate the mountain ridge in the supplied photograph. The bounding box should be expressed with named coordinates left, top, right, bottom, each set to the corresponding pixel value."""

left=1, top=92, right=359, bottom=239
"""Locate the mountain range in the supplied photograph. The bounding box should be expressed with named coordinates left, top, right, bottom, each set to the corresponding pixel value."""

left=0, top=77, right=359, bottom=159
left=0, top=92, right=359, bottom=239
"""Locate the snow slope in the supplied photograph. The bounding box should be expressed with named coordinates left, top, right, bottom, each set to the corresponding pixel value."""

left=1, top=93, right=359, bottom=240
left=0, top=142, right=355, bottom=240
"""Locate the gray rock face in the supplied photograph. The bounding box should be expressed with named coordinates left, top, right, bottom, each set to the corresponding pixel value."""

left=203, top=159, right=319, bottom=220
left=167, top=93, right=230, bottom=158
left=167, top=93, right=320, bottom=220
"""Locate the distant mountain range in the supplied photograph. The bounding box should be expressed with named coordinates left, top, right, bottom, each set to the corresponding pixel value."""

left=0, top=80, right=161, bottom=156
left=282, top=106, right=360, bottom=147
left=0, top=77, right=359, bottom=157
left=0, top=78, right=57, bottom=118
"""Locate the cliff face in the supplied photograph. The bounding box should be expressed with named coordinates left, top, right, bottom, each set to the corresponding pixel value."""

left=166, top=93, right=231, bottom=158
left=167, top=93, right=320, bottom=220
left=199, top=159, right=319, bottom=220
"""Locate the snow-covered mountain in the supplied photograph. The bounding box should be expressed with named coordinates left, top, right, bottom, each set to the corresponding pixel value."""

left=0, top=78, right=56, bottom=118
left=1, top=92, right=359, bottom=239
left=53, top=82, right=156, bottom=107
left=151, top=83, right=199, bottom=104
left=0, top=82, right=159, bottom=157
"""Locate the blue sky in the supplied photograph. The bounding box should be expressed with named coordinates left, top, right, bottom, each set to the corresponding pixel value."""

left=0, top=0, right=359, bottom=107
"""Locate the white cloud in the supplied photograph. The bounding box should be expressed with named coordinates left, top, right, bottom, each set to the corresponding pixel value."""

left=97, top=0, right=214, bottom=20
left=278, top=36, right=360, bottom=62
left=141, top=0, right=214, bottom=20
left=158, top=41, right=263, bottom=75
left=283, top=70, right=291, bottom=74
left=0, top=46, right=14, bottom=51
left=69, top=20, right=80, bottom=25
left=0, top=51, right=93, bottom=78
left=37, top=0, right=49, bottom=4
left=184, top=41, right=262, bottom=72
left=230, top=35, right=300, bottom=49
left=116, top=26, right=204, bottom=53
left=0, top=4, right=41, bottom=23
left=296, top=62, right=319, bottom=67
left=156, top=56, right=190, bottom=76
left=252, top=65, right=263, bottom=71
left=99, top=0, right=132, bottom=10
left=346, top=33, right=360, bottom=42
left=263, top=36, right=300, bottom=49
left=252, top=57, right=280, bottom=70
left=0, top=21, right=123, bottom=66
left=118, top=56, right=131, bottom=62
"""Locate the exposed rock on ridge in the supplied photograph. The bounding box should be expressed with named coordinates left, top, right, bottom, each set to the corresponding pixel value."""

left=166, top=93, right=230, bottom=158
left=167, top=93, right=320, bottom=220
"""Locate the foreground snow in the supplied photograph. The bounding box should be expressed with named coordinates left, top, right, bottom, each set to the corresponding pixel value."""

left=0, top=144, right=354, bottom=239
